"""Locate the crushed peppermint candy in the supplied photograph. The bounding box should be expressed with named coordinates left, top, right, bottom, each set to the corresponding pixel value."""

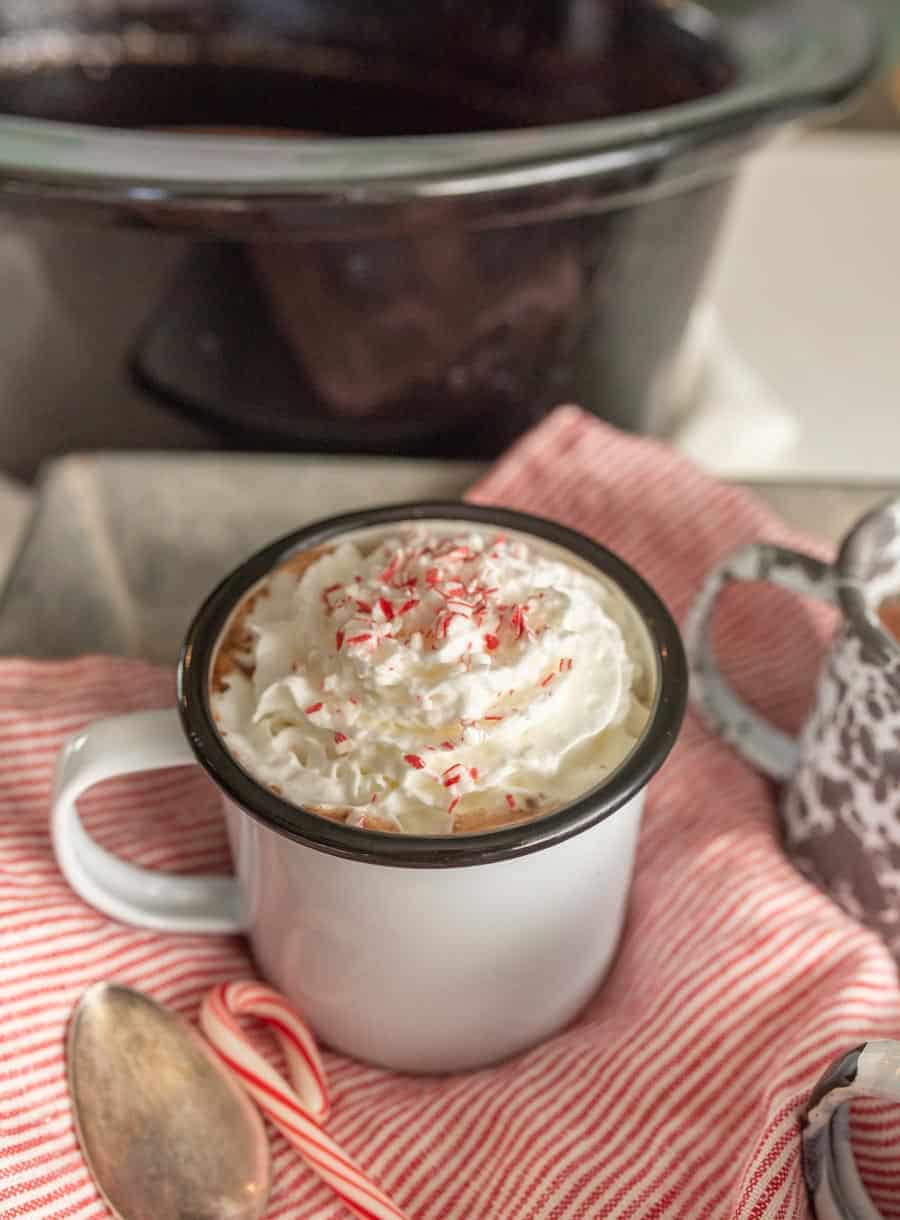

left=312, top=532, right=546, bottom=664
left=211, top=523, right=649, bottom=836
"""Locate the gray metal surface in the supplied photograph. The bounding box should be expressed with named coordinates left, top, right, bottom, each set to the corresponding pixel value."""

left=0, top=453, right=483, bottom=661
left=0, top=453, right=894, bottom=664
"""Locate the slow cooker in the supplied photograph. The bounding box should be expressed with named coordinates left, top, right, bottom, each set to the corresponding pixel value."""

left=0, top=0, right=880, bottom=465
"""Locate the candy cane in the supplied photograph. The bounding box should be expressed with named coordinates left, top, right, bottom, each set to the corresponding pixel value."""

left=200, top=980, right=409, bottom=1220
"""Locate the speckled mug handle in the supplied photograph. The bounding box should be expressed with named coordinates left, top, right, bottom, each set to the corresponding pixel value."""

left=685, top=544, right=837, bottom=780
left=803, top=1041, right=900, bottom=1220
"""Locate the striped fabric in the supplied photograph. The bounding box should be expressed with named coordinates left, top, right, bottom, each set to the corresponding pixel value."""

left=2, top=406, right=900, bottom=1219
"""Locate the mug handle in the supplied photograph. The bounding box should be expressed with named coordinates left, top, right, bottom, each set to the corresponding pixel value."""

left=685, top=543, right=837, bottom=781
left=52, top=708, right=245, bottom=934
left=803, top=1041, right=900, bottom=1220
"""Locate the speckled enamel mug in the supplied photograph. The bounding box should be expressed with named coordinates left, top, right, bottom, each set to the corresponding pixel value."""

left=804, top=1040, right=900, bottom=1220
left=686, top=497, right=900, bottom=957
left=52, top=503, right=686, bottom=1074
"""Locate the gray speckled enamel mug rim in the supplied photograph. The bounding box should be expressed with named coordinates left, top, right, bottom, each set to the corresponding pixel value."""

left=837, top=494, right=900, bottom=664
left=177, top=501, right=686, bottom=869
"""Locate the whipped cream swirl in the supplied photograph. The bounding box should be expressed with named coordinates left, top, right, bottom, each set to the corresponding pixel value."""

left=211, top=525, right=652, bottom=835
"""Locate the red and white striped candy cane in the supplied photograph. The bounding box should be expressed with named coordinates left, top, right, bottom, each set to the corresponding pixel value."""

left=200, top=980, right=410, bottom=1220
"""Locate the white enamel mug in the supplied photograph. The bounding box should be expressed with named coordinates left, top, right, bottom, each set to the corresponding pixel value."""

left=52, top=503, right=685, bottom=1073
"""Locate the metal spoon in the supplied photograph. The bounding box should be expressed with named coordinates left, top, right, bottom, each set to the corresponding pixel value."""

left=68, top=982, right=270, bottom=1220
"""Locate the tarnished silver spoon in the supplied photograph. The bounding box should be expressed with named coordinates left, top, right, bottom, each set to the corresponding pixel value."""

left=68, top=982, right=270, bottom=1220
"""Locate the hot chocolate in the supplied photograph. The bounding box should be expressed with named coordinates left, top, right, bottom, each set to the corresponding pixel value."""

left=210, top=522, right=654, bottom=835
left=878, top=596, right=900, bottom=642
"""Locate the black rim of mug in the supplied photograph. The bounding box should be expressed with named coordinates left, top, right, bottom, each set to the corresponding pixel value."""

left=177, top=502, right=687, bottom=868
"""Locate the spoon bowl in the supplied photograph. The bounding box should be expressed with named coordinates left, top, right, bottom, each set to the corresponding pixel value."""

left=68, top=982, right=270, bottom=1220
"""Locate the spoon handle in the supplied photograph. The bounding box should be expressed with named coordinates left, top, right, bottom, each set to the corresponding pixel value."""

left=201, top=980, right=411, bottom=1220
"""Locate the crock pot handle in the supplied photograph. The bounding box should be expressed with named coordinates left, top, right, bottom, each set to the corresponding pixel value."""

left=52, top=708, right=245, bottom=933
left=684, top=543, right=836, bottom=781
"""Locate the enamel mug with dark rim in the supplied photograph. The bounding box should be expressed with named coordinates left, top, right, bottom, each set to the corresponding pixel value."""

left=52, top=503, right=685, bottom=1074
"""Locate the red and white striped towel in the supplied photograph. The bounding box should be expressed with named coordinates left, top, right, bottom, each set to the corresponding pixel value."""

left=2, top=407, right=900, bottom=1219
